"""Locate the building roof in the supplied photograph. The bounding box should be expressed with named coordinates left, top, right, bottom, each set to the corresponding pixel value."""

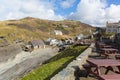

left=28, top=40, right=45, bottom=47
left=107, top=21, right=120, bottom=27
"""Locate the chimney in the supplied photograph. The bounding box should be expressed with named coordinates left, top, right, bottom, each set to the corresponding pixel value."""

left=106, top=21, right=108, bottom=27
left=119, top=20, right=120, bottom=23
left=106, top=21, right=108, bottom=24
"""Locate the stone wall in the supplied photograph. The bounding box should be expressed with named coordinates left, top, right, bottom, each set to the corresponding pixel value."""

left=51, top=44, right=94, bottom=80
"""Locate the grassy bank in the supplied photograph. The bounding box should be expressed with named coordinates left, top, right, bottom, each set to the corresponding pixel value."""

left=20, top=45, right=87, bottom=80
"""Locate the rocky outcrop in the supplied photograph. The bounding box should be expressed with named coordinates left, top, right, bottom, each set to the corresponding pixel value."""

left=0, top=47, right=58, bottom=80
left=0, top=44, right=22, bottom=63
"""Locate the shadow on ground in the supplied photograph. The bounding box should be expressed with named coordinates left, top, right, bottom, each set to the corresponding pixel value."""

left=88, top=53, right=105, bottom=59
left=78, top=69, right=98, bottom=80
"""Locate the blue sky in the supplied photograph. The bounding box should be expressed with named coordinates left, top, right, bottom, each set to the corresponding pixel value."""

left=107, top=0, right=120, bottom=6
left=0, top=0, right=120, bottom=26
left=55, top=0, right=80, bottom=16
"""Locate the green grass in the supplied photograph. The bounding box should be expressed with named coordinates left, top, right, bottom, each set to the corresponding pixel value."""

left=20, top=46, right=87, bottom=80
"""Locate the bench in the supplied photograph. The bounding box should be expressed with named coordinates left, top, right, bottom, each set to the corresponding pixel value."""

left=82, top=64, right=91, bottom=77
left=82, top=64, right=95, bottom=77
left=115, top=55, right=120, bottom=60
left=99, top=74, right=120, bottom=80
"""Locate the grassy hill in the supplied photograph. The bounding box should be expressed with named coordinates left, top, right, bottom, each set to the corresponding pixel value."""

left=0, top=17, right=95, bottom=43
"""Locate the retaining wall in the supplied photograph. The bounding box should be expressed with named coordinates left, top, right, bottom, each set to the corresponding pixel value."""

left=51, top=43, right=94, bottom=80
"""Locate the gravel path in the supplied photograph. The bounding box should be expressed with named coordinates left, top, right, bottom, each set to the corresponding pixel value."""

left=0, top=47, right=58, bottom=80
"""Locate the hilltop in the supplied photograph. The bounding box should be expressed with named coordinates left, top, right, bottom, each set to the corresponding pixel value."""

left=0, top=17, right=95, bottom=43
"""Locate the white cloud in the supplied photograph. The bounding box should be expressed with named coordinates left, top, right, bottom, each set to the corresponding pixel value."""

left=0, top=0, right=64, bottom=21
left=60, top=0, right=76, bottom=9
left=105, top=4, right=120, bottom=20
left=67, top=0, right=120, bottom=26
left=1, top=0, right=120, bottom=27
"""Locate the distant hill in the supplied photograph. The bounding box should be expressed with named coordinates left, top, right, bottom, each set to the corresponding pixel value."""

left=0, top=17, right=95, bottom=43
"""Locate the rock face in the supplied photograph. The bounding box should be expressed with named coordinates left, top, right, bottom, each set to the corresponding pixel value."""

left=0, top=47, right=58, bottom=80
left=0, top=44, right=22, bottom=63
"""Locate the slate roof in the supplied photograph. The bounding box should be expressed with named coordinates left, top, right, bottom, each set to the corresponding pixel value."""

left=28, top=40, right=45, bottom=47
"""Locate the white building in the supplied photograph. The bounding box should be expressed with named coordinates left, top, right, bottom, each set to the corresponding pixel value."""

left=75, top=34, right=84, bottom=40
left=51, top=30, right=63, bottom=35
left=106, top=21, right=120, bottom=33
left=62, top=24, right=68, bottom=28
left=46, top=38, right=58, bottom=45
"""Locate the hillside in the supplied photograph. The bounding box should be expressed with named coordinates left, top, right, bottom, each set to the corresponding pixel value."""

left=0, top=17, right=95, bottom=43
